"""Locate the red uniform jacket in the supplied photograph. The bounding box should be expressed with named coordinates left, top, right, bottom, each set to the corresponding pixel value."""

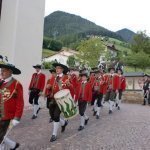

left=45, top=75, right=55, bottom=97
left=104, top=73, right=119, bottom=91
left=70, top=74, right=78, bottom=88
left=49, top=75, right=74, bottom=98
left=75, top=81, right=92, bottom=102
left=118, top=75, right=126, bottom=91
left=0, top=78, right=24, bottom=121
left=89, top=75, right=96, bottom=88
left=93, top=76, right=104, bottom=94
left=29, top=72, right=45, bottom=91
left=101, top=74, right=107, bottom=94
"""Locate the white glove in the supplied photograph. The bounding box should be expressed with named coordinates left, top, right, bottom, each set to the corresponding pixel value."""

left=12, top=119, right=20, bottom=127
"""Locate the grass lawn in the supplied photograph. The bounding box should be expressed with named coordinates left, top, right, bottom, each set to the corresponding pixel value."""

left=42, top=49, right=57, bottom=58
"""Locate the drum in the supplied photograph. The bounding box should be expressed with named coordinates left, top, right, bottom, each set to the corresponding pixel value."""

left=54, top=89, right=78, bottom=119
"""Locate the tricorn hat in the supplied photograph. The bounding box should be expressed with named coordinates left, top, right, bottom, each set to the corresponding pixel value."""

left=49, top=69, right=56, bottom=73
left=116, top=68, right=123, bottom=74
left=33, top=64, right=41, bottom=69
left=52, top=63, right=69, bottom=74
left=80, top=73, right=88, bottom=77
left=0, top=61, right=21, bottom=75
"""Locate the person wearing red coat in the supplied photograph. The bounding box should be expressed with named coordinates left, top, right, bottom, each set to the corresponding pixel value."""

left=44, top=69, right=56, bottom=123
left=116, top=68, right=126, bottom=110
left=92, top=71, right=105, bottom=119
left=0, top=61, right=24, bottom=150
left=104, top=67, right=119, bottom=114
left=28, top=64, right=45, bottom=119
left=48, top=63, right=74, bottom=142
left=75, top=73, right=92, bottom=131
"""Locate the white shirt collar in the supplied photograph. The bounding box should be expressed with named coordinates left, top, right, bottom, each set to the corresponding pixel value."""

left=4, top=76, right=13, bottom=83
left=57, top=73, right=63, bottom=77
left=82, top=81, right=87, bottom=84
left=37, top=70, right=41, bottom=74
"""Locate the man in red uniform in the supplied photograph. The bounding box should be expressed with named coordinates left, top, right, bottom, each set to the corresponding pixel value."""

left=104, top=67, right=119, bottom=114
left=116, top=68, right=126, bottom=110
left=45, top=69, right=56, bottom=123
left=29, top=64, right=45, bottom=119
left=0, top=61, right=24, bottom=150
left=47, top=63, right=74, bottom=142
left=75, top=73, right=92, bottom=131
left=93, top=70, right=105, bottom=119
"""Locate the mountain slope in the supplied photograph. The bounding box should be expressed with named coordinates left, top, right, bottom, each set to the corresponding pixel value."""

left=44, top=11, right=123, bottom=40
left=116, top=28, right=135, bottom=42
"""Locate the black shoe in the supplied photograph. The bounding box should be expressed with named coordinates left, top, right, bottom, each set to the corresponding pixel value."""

left=10, top=143, right=20, bottom=150
left=36, top=107, right=41, bottom=114
left=109, top=110, right=112, bottom=114
left=50, top=135, right=57, bottom=142
left=116, top=103, right=118, bottom=107
left=85, top=118, right=89, bottom=125
left=93, top=111, right=97, bottom=116
left=78, top=126, right=84, bottom=131
left=96, top=115, right=99, bottom=119
left=118, top=106, right=120, bottom=110
left=49, top=118, right=53, bottom=123
left=61, top=120, right=68, bottom=133
left=31, top=115, right=37, bottom=119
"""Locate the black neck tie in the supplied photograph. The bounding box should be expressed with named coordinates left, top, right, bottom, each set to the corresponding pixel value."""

left=0, top=80, right=5, bottom=87
left=56, top=76, right=60, bottom=82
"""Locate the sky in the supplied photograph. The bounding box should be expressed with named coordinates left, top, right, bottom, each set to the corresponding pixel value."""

left=45, top=0, right=150, bottom=34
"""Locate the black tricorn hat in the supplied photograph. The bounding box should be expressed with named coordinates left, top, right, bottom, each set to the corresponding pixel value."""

left=80, top=73, right=88, bottom=77
left=0, top=61, right=21, bottom=75
left=52, top=63, right=69, bottom=74
left=116, top=68, right=123, bottom=74
left=49, top=69, right=56, bottom=73
left=143, top=74, right=149, bottom=77
left=33, top=64, right=41, bottom=69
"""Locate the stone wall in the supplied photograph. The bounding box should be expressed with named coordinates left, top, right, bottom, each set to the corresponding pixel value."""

left=122, top=91, right=143, bottom=104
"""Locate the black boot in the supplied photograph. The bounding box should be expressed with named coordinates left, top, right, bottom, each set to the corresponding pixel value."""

left=96, top=115, right=99, bottom=119
left=109, top=110, right=112, bottom=114
left=31, top=115, right=37, bottom=119
left=10, top=143, right=20, bottom=150
left=85, top=118, right=89, bottom=125
left=78, top=126, right=84, bottom=131
left=93, top=111, right=97, bottom=116
left=61, top=120, right=68, bottom=132
left=50, top=135, right=57, bottom=142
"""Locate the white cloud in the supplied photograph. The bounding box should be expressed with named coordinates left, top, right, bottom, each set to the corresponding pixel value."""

left=45, top=0, right=150, bottom=34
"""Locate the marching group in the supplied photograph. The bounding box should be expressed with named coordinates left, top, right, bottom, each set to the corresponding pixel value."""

left=0, top=59, right=149, bottom=149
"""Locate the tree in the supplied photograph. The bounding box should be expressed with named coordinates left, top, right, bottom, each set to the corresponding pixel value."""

left=50, top=40, right=63, bottom=51
left=131, top=31, right=150, bottom=54
left=124, top=51, right=150, bottom=71
left=76, top=38, right=105, bottom=67
left=67, top=56, right=76, bottom=67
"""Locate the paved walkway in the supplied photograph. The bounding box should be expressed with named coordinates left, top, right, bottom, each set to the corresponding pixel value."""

left=7, top=103, right=150, bottom=150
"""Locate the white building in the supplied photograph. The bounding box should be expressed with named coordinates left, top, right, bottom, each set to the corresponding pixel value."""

left=0, top=0, right=45, bottom=106
left=43, top=50, right=78, bottom=66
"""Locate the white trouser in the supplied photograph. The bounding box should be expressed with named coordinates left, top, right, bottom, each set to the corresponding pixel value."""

left=96, top=107, right=101, bottom=116
left=94, top=99, right=97, bottom=111
left=109, top=100, right=114, bottom=111
left=4, top=137, right=16, bottom=149
left=33, top=104, right=39, bottom=116
left=80, top=116, right=85, bottom=127
left=52, top=122, right=60, bottom=136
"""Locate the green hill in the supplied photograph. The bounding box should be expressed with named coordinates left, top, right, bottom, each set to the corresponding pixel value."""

left=116, top=28, right=136, bottom=43
left=44, top=11, right=123, bottom=41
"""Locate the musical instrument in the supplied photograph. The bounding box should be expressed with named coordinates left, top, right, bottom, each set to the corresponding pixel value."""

left=54, top=89, right=78, bottom=119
